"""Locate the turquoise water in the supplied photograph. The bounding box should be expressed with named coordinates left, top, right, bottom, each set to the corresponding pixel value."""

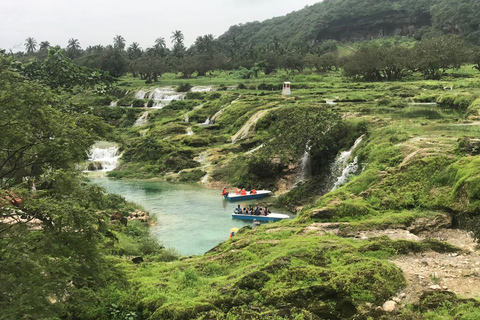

left=90, top=178, right=288, bottom=256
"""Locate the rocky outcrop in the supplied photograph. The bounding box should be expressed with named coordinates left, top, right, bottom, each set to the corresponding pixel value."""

left=128, top=210, right=149, bottom=223
left=316, top=10, right=432, bottom=42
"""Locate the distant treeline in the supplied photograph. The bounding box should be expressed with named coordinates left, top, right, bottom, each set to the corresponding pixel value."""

left=11, top=33, right=480, bottom=82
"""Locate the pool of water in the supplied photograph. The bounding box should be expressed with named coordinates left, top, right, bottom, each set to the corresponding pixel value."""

left=90, top=178, right=290, bottom=256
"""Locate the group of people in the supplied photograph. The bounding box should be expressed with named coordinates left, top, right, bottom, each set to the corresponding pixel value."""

left=222, top=187, right=257, bottom=197
left=234, top=205, right=271, bottom=216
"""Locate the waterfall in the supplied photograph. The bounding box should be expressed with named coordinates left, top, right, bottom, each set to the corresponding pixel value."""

left=329, top=135, right=365, bottom=191
left=135, top=90, right=148, bottom=99
left=300, top=144, right=312, bottom=181
left=184, top=114, right=189, bottom=123
left=203, top=118, right=211, bottom=125
left=191, top=86, right=214, bottom=92
left=134, top=111, right=149, bottom=127
left=245, top=144, right=264, bottom=155
left=212, top=95, right=241, bottom=123
left=186, top=127, right=194, bottom=136
left=85, top=143, right=120, bottom=172
left=134, top=87, right=186, bottom=109
left=325, top=99, right=337, bottom=106
left=231, top=109, right=271, bottom=144
left=332, top=157, right=359, bottom=191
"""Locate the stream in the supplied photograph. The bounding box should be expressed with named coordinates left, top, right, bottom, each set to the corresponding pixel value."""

left=90, top=178, right=291, bottom=256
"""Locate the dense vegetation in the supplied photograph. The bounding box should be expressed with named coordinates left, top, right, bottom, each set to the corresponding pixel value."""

left=2, top=1, right=480, bottom=319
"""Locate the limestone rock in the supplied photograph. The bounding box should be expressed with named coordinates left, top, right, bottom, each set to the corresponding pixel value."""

left=128, top=210, right=150, bottom=223
left=408, top=214, right=452, bottom=234
left=382, top=300, right=397, bottom=312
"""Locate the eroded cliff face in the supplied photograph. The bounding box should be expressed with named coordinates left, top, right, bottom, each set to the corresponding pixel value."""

left=316, top=11, right=432, bottom=41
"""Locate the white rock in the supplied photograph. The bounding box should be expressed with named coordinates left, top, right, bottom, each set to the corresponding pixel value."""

left=382, top=301, right=397, bottom=312
left=429, top=285, right=442, bottom=291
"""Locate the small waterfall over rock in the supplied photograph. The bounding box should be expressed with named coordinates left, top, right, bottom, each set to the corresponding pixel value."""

left=191, top=86, right=214, bottom=93
left=329, top=135, right=365, bottom=191
left=300, top=144, right=312, bottom=181
left=210, top=95, right=242, bottom=124
left=134, top=111, right=149, bottom=127
left=231, top=109, right=271, bottom=144
left=135, top=91, right=148, bottom=99
left=148, top=87, right=186, bottom=109
left=85, top=142, right=120, bottom=172
left=186, top=127, right=194, bottom=136
left=332, top=157, right=359, bottom=191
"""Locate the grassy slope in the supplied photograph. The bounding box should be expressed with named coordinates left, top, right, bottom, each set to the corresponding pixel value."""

left=91, top=64, right=480, bottom=319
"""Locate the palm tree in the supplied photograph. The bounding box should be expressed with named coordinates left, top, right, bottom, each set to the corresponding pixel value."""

left=171, top=30, right=184, bottom=46
left=25, top=37, right=37, bottom=53
left=127, top=42, right=142, bottom=60
left=171, top=31, right=185, bottom=58
left=67, top=38, right=81, bottom=58
left=113, top=35, right=126, bottom=51
left=39, top=41, right=50, bottom=51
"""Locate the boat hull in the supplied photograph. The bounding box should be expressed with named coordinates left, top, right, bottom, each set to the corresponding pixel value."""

left=224, top=190, right=271, bottom=201
left=232, top=213, right=290, bottom=222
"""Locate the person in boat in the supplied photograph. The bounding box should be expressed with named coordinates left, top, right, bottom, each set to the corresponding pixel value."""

left=234, top=205, right=242, bottom=214
left=251, top=189, right=257, bottom=195
left=243, top=207, right=248, bottom=214
left=254, top=206, right=260, bottom=216
left=222, top=187, right=228, bottom=196
left=259, top=208, right=264, bottom=216
left=264, top=207, right=271, bottom=216
left=249, top=206, right=254, bottom=215
left=236, top=188, right=241, bottom=195
left=240, top=189, right=247, bottom=196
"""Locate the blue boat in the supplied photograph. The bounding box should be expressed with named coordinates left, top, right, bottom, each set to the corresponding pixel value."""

left=223, top=190, right=271, bottom=201
left=232, top=212, right=290, bottom=222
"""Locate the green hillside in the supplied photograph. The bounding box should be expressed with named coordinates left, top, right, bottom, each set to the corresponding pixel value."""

left=219, top=0, right=480, bottom=47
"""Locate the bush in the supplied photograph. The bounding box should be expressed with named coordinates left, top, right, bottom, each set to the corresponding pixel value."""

left=132, top=99, right=146, bottom=108
left=176, top=83, right=192, bottom=92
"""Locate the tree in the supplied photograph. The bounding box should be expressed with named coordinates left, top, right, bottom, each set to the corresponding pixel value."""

left=20, top=47, right=113, bottom=91
left=472, top=46, right=480, bottom=72
left=266, top=106, right=342, bottom=175
left=25, top=37, right=37, bottom=53
left=127, top=42, right=143, bottom=60
left=113, top=35, right=126, bottom=51
left=100, top=46, right=128, bottom=77
left=171, top=30, right=186, bottom=58
left=66, top=38, right=81, bottom=58
left=39, top=41, right=50, bottom=51
left=151, top=37, right=167, bottom=57
left=413, top=35, right=469, bottom=79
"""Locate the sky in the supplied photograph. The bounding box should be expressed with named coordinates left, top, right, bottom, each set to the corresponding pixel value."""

left=0, top=0, right=320, bottom=52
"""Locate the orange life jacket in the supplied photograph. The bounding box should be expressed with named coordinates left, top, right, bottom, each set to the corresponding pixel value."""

left=251, top=189, right=257, bottom=194
left=240, top=189, right=247, bottom=195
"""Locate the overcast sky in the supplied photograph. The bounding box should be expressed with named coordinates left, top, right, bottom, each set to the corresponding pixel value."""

left=0, top=0, right=320, bottom=52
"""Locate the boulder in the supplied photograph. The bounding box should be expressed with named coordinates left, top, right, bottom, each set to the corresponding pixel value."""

left=311, top=207, right=336, bottom=220
left=132, top=256, right=144, bottom=264
left=382, top=300, right=397, bottom=312
left=408, top=214, right=452, bottom=234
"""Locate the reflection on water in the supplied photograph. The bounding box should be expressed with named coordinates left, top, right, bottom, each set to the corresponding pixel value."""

left=90, top=178, right=290, bottom=256
left=396, top=105, right=462, bottom=120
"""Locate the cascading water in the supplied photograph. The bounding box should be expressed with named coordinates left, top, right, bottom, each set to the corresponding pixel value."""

left=300, top=144, right=312, bottom=181
left=148, top=87, right=186, bottom=109
left=231, top=109, right=271, bottom=144
left=135, top=91, right=148, bottom=99
left=134, top=111, right=149, bottom=127
left=329, top=135, right=365, bottom=191
left=331, top=157, right=359, bottom=191
left=186, top=127, right=194, bottom=136
left=84, top=142, right=120, bottom=172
